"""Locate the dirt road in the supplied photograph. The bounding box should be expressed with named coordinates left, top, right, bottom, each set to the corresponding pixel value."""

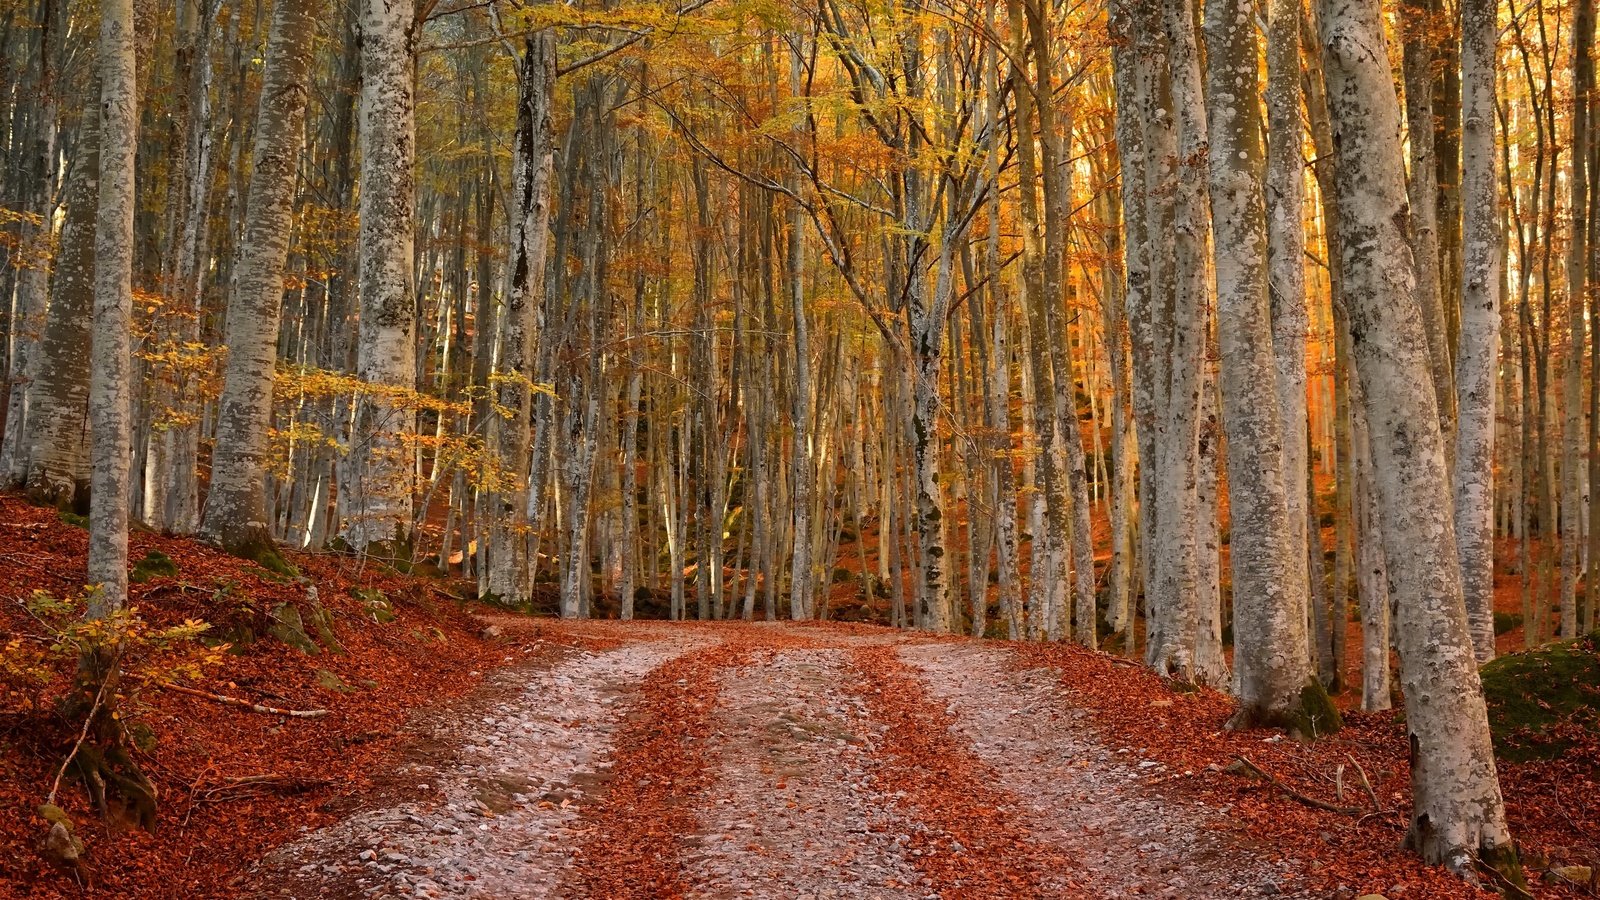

left=248, top=621, right=1312, bottom=899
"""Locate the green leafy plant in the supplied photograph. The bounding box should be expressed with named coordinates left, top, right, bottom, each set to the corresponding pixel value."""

left=1, top=588, right=228, bottom=715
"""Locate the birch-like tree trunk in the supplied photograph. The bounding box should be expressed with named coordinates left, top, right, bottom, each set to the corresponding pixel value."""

left=786, top=43, right=815, bottom=621
left=1401, top=0, right=1457, bottom=444
left=982, top=14, right=1021, bottom=638
left=1205, top=0, right=1323, bottom=729
left=1025, top=0, right=1098, bottom=648
left=0, top=0, right=60, bottom=487
left=70, top=0, right=158, bottom=827
left=1195, top=362, right=1228, bottom=681
left=909, top=240, right=955, bottom=634
left=899, top=18, right=953, bottom=633
left=1349, top=327, right=1394, bottom=711
left=1317, top=0, right=1523, bottom=878
left=1455, top=0, right=1503, bottom=662
left=1109, top=0, right=1152, bottom=654
left=159, top=0, right=222, bottom=535
left=25, top=94, right=98, bottom=508
left=200, top=0, right=319, bottom=557
left=484, top=30, right=555, bottom=603
left=342, top=0, right=418, bottom=554
left=1560, top=0, right=1593, bottom=641
left=1148, top=0, right=1210, bottom=682
left=1006, top=0, right=1068, bottom=641
left=1267, top=0, right=1316, bottom=665
left=88, top=0, right=138, bottom=619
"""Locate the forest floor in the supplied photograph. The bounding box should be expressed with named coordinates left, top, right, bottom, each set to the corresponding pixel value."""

left=236, top=617, right=1593, bottom=900
left=0, top=489, right=1596, bottom=899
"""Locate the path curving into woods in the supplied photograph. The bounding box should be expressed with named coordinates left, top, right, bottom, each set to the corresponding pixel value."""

left=246, top=621, right=1316, bottom=900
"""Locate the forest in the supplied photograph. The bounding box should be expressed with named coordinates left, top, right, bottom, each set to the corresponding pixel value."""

left=0, top=0, right=1598, bottom=896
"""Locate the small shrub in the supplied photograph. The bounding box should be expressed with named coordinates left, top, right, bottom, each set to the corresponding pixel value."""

left=1494, top=610, right=1524, bottom=636
left=1, top=588, right=225, bottom=714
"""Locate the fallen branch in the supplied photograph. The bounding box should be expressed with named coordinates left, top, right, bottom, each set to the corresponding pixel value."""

left=1345, top=753, right=1382, bottom=813
left=161, top=683, right=327, bottom=718
left=195, top=772, right=331, bottom=803
left=1226, top=755, right=1363, bottom=816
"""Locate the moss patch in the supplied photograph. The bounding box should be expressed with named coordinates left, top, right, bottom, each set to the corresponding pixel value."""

left=1481, top=631, right=1600, bottom=762
left=352, top=586, right=396, bottom=623
left=314, top=669, right=357, bottom=693
left=303, top=595, right=345, bottom=654
left=266, top=602, right=320, bottom=655
left=1293, top=678, right=1343, bottom=739
left=130, top=550, right=179, bottom=583
left=245, top=540, right=299, bottom=580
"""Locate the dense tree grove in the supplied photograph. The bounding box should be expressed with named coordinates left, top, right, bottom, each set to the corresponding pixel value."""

left=12, top=0, right=1600, bottom=885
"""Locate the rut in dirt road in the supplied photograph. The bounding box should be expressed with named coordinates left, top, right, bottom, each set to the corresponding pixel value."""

left=247, top=625, right=716, bottom=898
left=684, top=642, right=928, bottom=899
left=248, top=622, right=1314, bottom=899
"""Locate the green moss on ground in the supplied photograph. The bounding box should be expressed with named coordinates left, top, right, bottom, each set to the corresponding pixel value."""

left=1481, top=631, right=1600, bottom=762
left=242, top=539, right=299, bottom=580
left=130, top=550, right=179, bottom=583
left=1294, top=679, right=1343, bottom=738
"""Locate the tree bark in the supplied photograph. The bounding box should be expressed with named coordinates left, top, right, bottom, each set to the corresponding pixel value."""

left=1206, top=0, right=1321, bottom=728
left=1455, top=0, right=1504, bottom=661
left=1147, top=0, right=1211, bottom=682
left=25, top=93, right=97, bottom=509
left=201, top=0, right=320, bottom=557
left=342, top=0, right=419, bottom=554
left=88, top=0, right=138, bottom=616
left=1317, top=0, right=1524, bottom=879
left=484, top=30, right=555, bottom=603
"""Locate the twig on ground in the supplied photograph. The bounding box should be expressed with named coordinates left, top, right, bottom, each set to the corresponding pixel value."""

left=198, top=773, right=331, bottom=802
left=1345, top=753, right=1382, bottom=812
left=161, top=683, right=328, bottom=718
left=1226, top=755, right=1363, bottom=816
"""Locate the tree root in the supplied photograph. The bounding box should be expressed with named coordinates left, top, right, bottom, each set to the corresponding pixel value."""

left=1475, top=844, right=1534, bottom=899
left=72, top=743, right=158, bottom=830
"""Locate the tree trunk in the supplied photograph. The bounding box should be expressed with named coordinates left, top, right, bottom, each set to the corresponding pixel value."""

left=786, top=54, right=815, bottom=622
left=1455, top=0, right=1504, bottom=661
left=201, top=0, right=319, bottom=558
left=342, top=0, right=418, bottom=554
left=1402, top=0, right=1457, bottom=445
left=485, top=30, right=555, bottom=603
left=1317, top=0, right=1524, bottom=879
left=25, top=94, right=98, bottom=509
left=1267, top=0, right=1318, bottom=674
left=1206, top=0, right=1323, bottom=729
left=88, top=0, right=138, bottom=624
left=77, top=0, right=156, bottom=828
left=1148, top=0, right=1210, bottom=682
